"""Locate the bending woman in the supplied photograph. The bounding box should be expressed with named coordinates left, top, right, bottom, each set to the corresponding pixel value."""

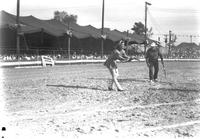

left=104, top=40, right=133, bottom=91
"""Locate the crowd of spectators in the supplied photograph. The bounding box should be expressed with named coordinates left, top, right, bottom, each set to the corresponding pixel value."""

left=0, top=54, right=39, bottom=62
left=0, top=47, right=200, bottom=62
left=0, top=53, right=108, bottom=62
left=170, top=49, right=200, bottom=59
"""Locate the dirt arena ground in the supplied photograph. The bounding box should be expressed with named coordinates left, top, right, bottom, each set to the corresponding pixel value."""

left=1, top=61, right=200, bottom=139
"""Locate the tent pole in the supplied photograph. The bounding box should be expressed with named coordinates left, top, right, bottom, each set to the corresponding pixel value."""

left=67, top=22, right=71, bottom=60
left=101, top=0, right=105, bottom=58
left=16, top=0, right=20, bottom=60
left=144, top=2, right=151, bottom=54
left=68, top=37, right=71, bottom=60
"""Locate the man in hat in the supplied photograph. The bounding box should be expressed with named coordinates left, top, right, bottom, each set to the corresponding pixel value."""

left=145, top=42, right=165, bottom=83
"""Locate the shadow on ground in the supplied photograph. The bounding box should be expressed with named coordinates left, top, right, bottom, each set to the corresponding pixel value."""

left=88, top=77, right=148, bottom=83
left=46, top=84, right=107, bottom=91
left=149, top=87, right=200, bottom=92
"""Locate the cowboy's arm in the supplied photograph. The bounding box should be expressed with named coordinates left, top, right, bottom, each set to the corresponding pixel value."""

left=158, top=49, right=164, bottom=67
left=117, top=50, right=132, bottom=62
left=121, top=49, right=129, bottom=59
left=145, top=50, right=150, bottom=67
left=121, top=49, right=140, bottom=62
left=116, top=51, right=127, bottom=61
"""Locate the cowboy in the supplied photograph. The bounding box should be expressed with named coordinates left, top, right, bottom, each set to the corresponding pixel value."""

left=145, top=42, right=165, bottom=83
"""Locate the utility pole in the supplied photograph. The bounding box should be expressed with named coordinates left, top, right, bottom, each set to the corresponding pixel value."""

left=68, top=23, right=70, bottom=60
left=101, top=0, right=105, bottom=58
left=164, top=34, right=168, bottom=47
left=158, top=37, right=160, bottom=42
left=126, top=30, right=129, bottom=54
left=16, top=0, right=20, bottom=60
left=68, top=35, right=71, bottom=60
left=126, top=30, right=129, bottom=44
left=144, top=1, right=151, bottom=54
left=168, top=30, right=172, bottom=57
left=190, top=35, right=193, bottom=43
left=126, top=30, right=129, bottom=37
left=66, top=22, right=72, bottom=60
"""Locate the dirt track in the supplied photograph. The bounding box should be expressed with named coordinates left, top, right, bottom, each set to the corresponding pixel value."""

left=1, top=62, right=200, bottom=139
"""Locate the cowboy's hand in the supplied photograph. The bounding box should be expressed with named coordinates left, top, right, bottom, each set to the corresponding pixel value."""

left=163, top=66, right=166, bottom=71
left=146, top=62, right=150, bottom=67
left=127, top=57, right=133, bottom=62
left=134, top=56, right=140, bottom=61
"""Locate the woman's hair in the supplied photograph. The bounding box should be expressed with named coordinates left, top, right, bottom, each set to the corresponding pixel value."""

left=118, top=40, right=124, bottom=45
left=115, top=40, right=124, bottom=50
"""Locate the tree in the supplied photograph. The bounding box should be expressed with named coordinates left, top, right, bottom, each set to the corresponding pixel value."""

left=131, top=22, right=145, bottom=35
left=54, top=11, right=78, bottom=25
left=131, top=22, right=153, bottom=37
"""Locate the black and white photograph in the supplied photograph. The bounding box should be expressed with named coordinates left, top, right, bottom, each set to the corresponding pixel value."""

left=0, top=0, right=200, bottom=138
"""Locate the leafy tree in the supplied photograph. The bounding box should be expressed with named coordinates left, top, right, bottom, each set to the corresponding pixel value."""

left=131, top=22, right=145, bottom=35
left=54, top=11, right=78, bottom=25
left=131, top=22, right=153, bottom=37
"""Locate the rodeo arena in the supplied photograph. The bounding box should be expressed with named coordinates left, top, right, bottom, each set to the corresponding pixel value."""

left=0, top=1, right=200, bottom=139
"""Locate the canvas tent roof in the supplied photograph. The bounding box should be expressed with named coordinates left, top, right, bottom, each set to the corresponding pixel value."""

left=1, top=11, right=100, bottom=39
left=128, top=33, right=146, bottom=44
left=82, top=25, right=102, bottom=39
left=0, top=10, right=43, bottom=34
left=43, top=19, right=91, bottom=39
left=103, top=29, right=126, bottom=42
left=68, top=23, right=100, bottom=39
left=20, top=15, right=65, bottom=36
left=107, top=29, right=146, bottom=44
left=1, top=10, right=147, bottom=43
left=0, top=11, right=75, bottom=37
left=83, top=26, right=128, bottom=42
left=0, top=10, right=16, bottom=26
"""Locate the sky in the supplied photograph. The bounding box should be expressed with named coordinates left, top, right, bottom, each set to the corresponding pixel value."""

left=1, top=0, right=200, bottom=44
